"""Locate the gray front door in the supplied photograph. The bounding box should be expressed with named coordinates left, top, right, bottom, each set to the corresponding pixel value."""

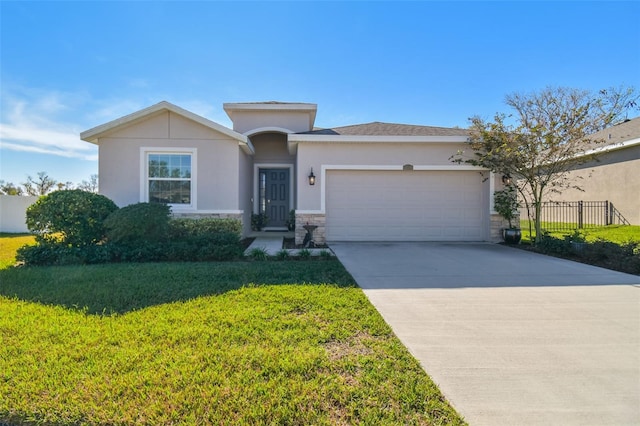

left=259, top=168, right=290, bottom=228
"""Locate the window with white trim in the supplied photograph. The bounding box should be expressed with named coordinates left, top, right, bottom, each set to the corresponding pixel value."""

left=144, top=152, right=194, bottom=206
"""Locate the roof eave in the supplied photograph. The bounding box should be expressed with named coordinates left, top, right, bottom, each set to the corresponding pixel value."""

left=288, top=135, right=469, bottom=143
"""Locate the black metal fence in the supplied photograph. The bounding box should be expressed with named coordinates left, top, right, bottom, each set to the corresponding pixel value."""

left=522, top=201, right=630, bottom=232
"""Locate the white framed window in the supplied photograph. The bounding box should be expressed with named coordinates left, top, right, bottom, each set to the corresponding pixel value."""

left=140, top=148, right=197, bottom=209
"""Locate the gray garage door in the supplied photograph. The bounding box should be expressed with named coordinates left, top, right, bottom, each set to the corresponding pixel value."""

left=325, top=170, right=486, bottom=241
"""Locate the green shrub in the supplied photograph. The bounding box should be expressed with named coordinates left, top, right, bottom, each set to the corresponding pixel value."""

left=535, top=235, right=640, bottom=275
left=26, top=190, right=118, bottom=247
left=275, top=249, right=290, bottom=260
left=319, top=250, right=332, bottom=259
left=16, top=242, right=115, bottom=266
left=110, top=241, right=165, bottom=263
left=250, top=213, right=268, bottom=231
left=18, top=213, right=244, bottom=265
left=537, top=234, right=572, bottom=255
left=169, top=218, right=242, bottom=239
left=16, top=243, right=65, bottom=266
left=164, top=232, right=243, bottom=261
left=298, top=248, right=311, bottom=260
left=105, top=203, right=171, bottom=244
left=247, top=247, right=269, bottom=261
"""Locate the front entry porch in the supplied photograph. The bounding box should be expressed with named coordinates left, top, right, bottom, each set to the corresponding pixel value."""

left=254, top=165, right=293, bottom=231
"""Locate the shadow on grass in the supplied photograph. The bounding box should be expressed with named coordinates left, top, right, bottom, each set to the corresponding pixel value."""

left=0, top=260, right=357, bottom=315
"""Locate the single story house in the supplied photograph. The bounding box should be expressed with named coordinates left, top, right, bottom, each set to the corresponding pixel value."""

left=544, top=117, right=640, bottom=225
left=81, top=101, right=507, bottom=244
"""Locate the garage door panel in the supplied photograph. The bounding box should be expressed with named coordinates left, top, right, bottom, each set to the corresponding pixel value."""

left=326, top=170, right=485, bottom=241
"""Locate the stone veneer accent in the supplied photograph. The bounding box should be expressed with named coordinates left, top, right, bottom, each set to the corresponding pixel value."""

left=295, top=213, right=326, bottom=245
left=490, top=213, right=519, bottom=242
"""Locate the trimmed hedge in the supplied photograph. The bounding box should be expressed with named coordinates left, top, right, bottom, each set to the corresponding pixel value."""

left=18, top=213, right=245, bottom=266
left=104, top=203, right=171, bottom=244
left=16, top=242, right=116, bottom=266
left=169, top=218, right=242, bottom=238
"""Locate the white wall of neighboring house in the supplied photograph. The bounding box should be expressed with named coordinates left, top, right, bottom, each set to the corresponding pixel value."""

left=0, top=195, right=39, bottom=233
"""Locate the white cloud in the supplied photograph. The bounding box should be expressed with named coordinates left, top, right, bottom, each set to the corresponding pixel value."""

left=0, top=83, right=235, bottom=163
left=0, top=89, right=97, bottom=161
left=0, top=123, right=95, bottom=156
left=0, top=140, right=97, bottom=161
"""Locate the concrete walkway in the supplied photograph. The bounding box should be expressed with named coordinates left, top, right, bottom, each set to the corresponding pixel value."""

left=331, top=242, right=640, bottom=426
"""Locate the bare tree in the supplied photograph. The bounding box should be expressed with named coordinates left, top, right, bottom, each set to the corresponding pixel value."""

left=56, top=182, right=73, bottom=191
left=0, top=180, right=24, bottom=195
left=453, top=86, right=638, bottom=243
left=23, top=172, right=57, bottom=196
left=77, top=174, right=99, bottom=193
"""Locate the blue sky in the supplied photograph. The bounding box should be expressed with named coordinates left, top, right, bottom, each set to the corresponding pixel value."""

left=1, top=1, right=639, bottom=186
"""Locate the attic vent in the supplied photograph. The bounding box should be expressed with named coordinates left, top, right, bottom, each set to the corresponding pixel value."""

left=608, top=133, right=612, bottom=139
left=403, top=164, right=414, bottom=171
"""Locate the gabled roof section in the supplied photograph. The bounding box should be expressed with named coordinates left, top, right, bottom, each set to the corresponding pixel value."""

left=80, top=101, right=250, bottom=150
left=299, top=121, right=469, bottom=137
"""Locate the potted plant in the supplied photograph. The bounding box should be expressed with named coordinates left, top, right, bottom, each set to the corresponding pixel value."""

left=251, top=213, right=268, bottom=231
left=494, top=185, right=521, bottom=244
left=285, top=209, right=296, bottom=231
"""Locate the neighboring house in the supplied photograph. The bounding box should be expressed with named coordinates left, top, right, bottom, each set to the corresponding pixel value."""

left=81, top=101, right=507, bottom=244
left=545, top=117, right=640, bottom=225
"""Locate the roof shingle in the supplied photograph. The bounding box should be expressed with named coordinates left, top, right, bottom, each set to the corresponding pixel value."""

left=590, top=117, right=640, bottom=146
left=299, top=121, right=469, bottom=137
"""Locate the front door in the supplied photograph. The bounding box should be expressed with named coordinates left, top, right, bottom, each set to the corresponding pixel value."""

left=259, top=168, right=290, bottom=228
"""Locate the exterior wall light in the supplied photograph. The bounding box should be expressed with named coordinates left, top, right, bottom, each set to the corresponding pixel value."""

left=502, top=174, right=512, bottom=186
left=308, top=168, right=316, bottom=186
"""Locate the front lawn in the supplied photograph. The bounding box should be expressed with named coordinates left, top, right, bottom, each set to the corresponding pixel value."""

left=0, top=240, right=464, bottom=424
left=0, top=233, right=35, bottom=269
left=519, top=223, right=640, bottom=244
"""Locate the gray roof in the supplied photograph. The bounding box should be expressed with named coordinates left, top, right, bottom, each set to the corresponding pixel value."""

left=300, top=121, right=469, bottom=136
left=590, top=117, right=640, bottom=145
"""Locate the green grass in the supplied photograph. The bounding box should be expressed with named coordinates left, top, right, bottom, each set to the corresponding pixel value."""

left=0, top=239, right=464, bottom=425
left=519, top=222, right=640, bottom=244
left=0, top=233, right=35, bottom=269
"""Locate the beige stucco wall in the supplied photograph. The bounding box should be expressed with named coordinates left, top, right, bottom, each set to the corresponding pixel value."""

left=545, top=146, right=640, bottom=225
left=251, top=133, right=295, bottom=163
left=238, top=149, right=253, bottom=235
left=230, top=111, right=312, bottom=134
left=0, top=195, right=39, bottom=233
left=296, top=142, right=476, bottom=211
left=97, top=111, right=241, bottom=211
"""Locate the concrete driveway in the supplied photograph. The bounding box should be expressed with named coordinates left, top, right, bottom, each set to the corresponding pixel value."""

left=331, top=242, right=640, bottom=426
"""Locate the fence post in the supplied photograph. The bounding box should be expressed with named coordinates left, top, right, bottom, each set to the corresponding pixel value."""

left=578, top=201, right=583, bottom=229
left=605, top=200, right=610, bottom=225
